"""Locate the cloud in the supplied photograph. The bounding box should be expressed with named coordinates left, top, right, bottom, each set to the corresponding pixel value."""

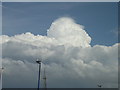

left=1, top=17, right=118, bottom=88
left=47, top=17, right=91, bottom=47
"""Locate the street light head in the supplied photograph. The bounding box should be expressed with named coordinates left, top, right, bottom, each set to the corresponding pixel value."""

left=97, top=85, right=102, bottom=88
left=36, top=60, right=41, bottom=64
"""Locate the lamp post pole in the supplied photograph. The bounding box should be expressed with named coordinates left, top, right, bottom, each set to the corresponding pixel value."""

left=36, top=60, right=41, bottom=90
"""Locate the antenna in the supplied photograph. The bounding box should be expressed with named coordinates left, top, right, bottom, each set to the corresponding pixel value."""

left=43, top=68, right=47, bottom=89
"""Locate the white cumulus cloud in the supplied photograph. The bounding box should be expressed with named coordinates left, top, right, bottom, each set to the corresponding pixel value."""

left=1, top=17, right=118, bottom=88
left=47, top=17, right=91, bottom=47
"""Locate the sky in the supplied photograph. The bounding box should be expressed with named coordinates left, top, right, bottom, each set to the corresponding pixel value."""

left=2, top=2, right=118, bottom=46
left=1, top=2, right=119, bottom=88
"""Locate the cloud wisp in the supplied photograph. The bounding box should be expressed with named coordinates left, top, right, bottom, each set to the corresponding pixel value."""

left=1, top=17, right=118, bottom=88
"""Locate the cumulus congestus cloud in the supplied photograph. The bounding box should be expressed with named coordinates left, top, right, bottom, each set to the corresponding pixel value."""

left=1, top=17, right=118, bottom=88
left=47, top=17, right=91, bottom=47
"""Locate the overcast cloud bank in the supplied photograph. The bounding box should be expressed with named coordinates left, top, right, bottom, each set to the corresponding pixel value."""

left=1, top=17, right=119, bottom=88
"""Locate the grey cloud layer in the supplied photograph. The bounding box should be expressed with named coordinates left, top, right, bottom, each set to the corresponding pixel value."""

left=1, top=17, right=118, bottom=88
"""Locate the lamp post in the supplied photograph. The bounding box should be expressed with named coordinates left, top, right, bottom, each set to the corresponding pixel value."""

left=36, top=60, right=41, bottom=90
